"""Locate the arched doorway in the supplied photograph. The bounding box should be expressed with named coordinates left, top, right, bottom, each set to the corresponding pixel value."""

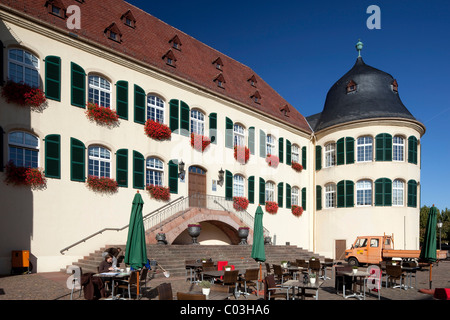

left=188, top=165, right=206, bottom=207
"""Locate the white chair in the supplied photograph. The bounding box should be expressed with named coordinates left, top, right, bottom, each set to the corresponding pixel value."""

left=364, top=265, right=381, bottom=300
left=66, top=265, right=82, bottom=300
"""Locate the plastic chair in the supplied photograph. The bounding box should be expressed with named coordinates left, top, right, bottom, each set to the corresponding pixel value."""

left=385, top=265, right=405, bottom=289
left=237, top=268, right=259, bottom=297
left=117, top=271, right=138, bottom=299
left=364, top=265, right=381, bottom=300
left=264, top=274, right=288, bottom=300
left=158, top=282, right=173, bottom=300
left=273, top=264, right=291, bottom=284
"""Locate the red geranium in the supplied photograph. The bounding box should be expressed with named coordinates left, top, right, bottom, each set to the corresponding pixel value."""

left=144, top=119, right=171, bottom=141
left=265, top=201, right=279, bottom=214
left=233, top=196, right=249, bottom=211
left=266, top=154, right=279, bottom=168
left=234, top=146, right=250, bottom=164
left=291, top=161, right=303, bottom=172
left=190, top=133, right=211, bottom=152
left=4, top=161, right=47, bottom=189
left=291, top=205, right=304, bottom=217
left=85, top=102, right=119, bottom=127
left=146, top=184, right=171, bottom=201
left=86, top=175, right=118, bottom=193
left=1, top=80, right=46, bottom=109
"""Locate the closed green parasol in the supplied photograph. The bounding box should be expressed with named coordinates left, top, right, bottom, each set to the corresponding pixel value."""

left=420, top=205, right=438, bottom=289
left=251, top=205, right=266, bottom=296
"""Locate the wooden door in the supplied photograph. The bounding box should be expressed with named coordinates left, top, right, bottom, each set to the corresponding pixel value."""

left=188, top=166, right=206, bottom=208
left=335, top=239, right=347, bottom=261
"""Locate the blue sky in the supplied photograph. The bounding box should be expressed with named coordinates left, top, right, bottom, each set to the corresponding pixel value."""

left=126, top=0, right=450, bottom=210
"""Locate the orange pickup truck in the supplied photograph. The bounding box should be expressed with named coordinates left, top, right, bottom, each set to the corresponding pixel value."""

left=344, top=235, right=448, bottom=266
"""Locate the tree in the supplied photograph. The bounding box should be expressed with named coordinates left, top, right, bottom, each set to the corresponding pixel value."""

left=420, top=205, right=450, bottom=245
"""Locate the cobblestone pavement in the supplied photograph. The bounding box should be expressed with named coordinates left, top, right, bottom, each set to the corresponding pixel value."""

left=1, top=260, right=449, bottom=302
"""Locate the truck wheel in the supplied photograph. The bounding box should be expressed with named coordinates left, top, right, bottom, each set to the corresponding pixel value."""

left=348, top=257, right=359, bottom=267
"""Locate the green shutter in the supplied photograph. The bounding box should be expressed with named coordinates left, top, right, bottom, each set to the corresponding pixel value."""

left=315, top=145, right=322, bottom=171
left=407, top=180, right=417, bottom=207
left=209, top=113, right=217, bottom=144
left=316, top=185, right=322, bottom=210
left=286, top=183, right=291, bottom=209
left=70, top=137, right=85, bottom=181
left=277, top=182, right=283, bottom=208
left=346, top=137, right=355, bottom=164
left=302, top=187, right=306, bottom=210
left=248, top=176, right=255, bottom=204
left=225, top=117, right=233, bottom=148
left=116, top=149, right=128, bottom=187
left=375, top=178, right=391, bottom=206
left=259, top=177, right=265, bottom=205
left=384, top=178, right=392, bottom=206
left=385, top=134, right=392, bottom=162
left=180, top=101, right=190, bottom=136
left=134, top=85, right=146, bottom=124
left=278, top=138, right=284, bottom=163
left=286, top=140, right=291, bottom=165
left=133, top=151, right=144, bottom=189
left=375, top=134, right=384, bottom=161
left=116, top=81, right=128, bottom=120
left=168, top=160, right=178, bottom=194
left=248, top=127, right=255, bottom=155
left=71, top=62, right=86, bottom=108
left=337, top=138, right=345, bottom=165
left=337, top=181, right=345, bottom=208
left=376, top=133, right=392, bottom=161
left=44, top=134, right=60, bottom=179
left=375, top=178, right=383, bottom=206
left=225, top=170, right=233, bottom=200
left=259, top=130, right=266, bottom=158
left=346, top=180, right=354, bottom=207
left=45, top=56, right=61, bottom=101
left=302, top=146, right=307, bottom=169
left=408, top=136, right=418, bottom=164
left=169, top=99, right=179, bottom=133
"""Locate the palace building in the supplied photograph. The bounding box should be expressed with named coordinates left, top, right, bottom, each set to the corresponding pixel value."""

left=0, top=1, right=425, bottom=273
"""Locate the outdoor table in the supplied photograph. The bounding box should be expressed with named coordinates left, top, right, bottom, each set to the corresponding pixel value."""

left=281, top=279, right=323, bottom=300
left=284, top=266, right=307, bottom=280
left=337, top=269, right=370, bottom=300
left=402, top=266, right=419, bottom=289
left=94, top=271, right=130, bottom=299
left=185, top=262, right=202, bottom=283
left=201, top=269, right=245, bottom=282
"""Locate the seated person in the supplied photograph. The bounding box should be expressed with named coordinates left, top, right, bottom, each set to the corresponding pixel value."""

left=102, top=247, right=123, bottom=269
left=99, top=254, right=115, bottom=273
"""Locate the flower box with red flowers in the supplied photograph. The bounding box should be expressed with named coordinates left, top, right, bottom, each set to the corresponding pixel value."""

left=234, top=146, right=250, bottom=164
left=265, top=201, right=279, bottom=214
left=85, top=102, right=119, bottom=126
left=233, top=196, right=249, bottom=211
left=144, top=119, right=172, bottom=141
left=1, top=80, right=46, bottom=109
left=291, top=205, right=304, bottom=217
left=4, top=161, right=47, bottom=189
left=86, top=175, right=118, bottom=193
left=146, top=184, right=171, bottom=201
left=266, top=154, right=279, bottom=168
left=190, top=133, right=211, bottom=152
left=291, top=161, right=303, bottom=172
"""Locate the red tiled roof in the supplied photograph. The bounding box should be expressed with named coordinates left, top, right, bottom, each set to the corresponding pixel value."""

left=1, top=0, right=312, bottom=133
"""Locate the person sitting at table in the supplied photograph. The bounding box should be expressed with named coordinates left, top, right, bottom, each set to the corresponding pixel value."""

left=99, top=254, right=115, bottom=273
left=102, top=247, right=123, bottom=269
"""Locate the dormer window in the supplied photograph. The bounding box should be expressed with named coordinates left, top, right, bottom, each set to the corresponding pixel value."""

left=280, top=105, right=290, bottom=117
left=250, top=91, right=261, bottom=104
left=45, top=0, right=66, bottom=19
left=214, top=73, right=225, bottom=88
left=346, top=80, right=357, bottom=93
left=169, top=35, right=182, bottom=51
left=213, top=57, right=224, bottom=70
left=104, top=23, right=122, bottom=43
left=121, top=10, right=136, bottom=28
left=248, top=75, right=257, bottom=87
left=162, top=50, right=177, bottom=67
left=392, top=79, right=398, bottom=93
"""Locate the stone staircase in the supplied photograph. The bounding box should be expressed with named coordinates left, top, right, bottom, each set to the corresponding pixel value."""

left=65, top=244, right=327, bottom=278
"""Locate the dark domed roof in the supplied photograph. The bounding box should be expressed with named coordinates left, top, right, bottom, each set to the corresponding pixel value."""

left=309, top=56, right=416, bottom=132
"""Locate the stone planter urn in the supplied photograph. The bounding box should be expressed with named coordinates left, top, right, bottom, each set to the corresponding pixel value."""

left=187, top=224, right=201, bottom=245
left=155, top=233, right=167, bottom=245
left=238, top=227, right=249, bottom=245
left=264, top=236, right=272, bottom=245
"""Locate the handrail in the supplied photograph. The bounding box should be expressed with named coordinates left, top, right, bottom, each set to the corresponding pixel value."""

left=60, top=196, right=184, bottom=255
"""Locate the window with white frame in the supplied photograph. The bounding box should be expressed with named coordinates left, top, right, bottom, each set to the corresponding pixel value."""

left=325, top=183, right=336, bottom=208
left=233, top=174, right=245, bottom=197
left=88, top=146, right=111, bottom=178
left=190, top=109, right=205, bottom=135
left=233, top=124, right=245, bottom=147
left=266, top=135, right=276, bottom=156
left=292, top=144, right=300, bottom=163
left=146, top=157, right=164, bottom=186
left=393, top=136, right=404, bottom=161
left=292, top=187, right=300, bottom=206
left=147, top=95, right=165, bottom=123
left=356, top=180, right=372, bottom=206
left=392, top=179, right=404, bottom=206
left=8, top=48, right=39, bottom=87
left=324, top=143, right=336, bottom=167
left=357, top=136, right=373, bottom=162
left=88, top=75, right=111, bottom=108
left=265, top=181, right=275, bottom=202
left=8, top=131, right=39, bottom=168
